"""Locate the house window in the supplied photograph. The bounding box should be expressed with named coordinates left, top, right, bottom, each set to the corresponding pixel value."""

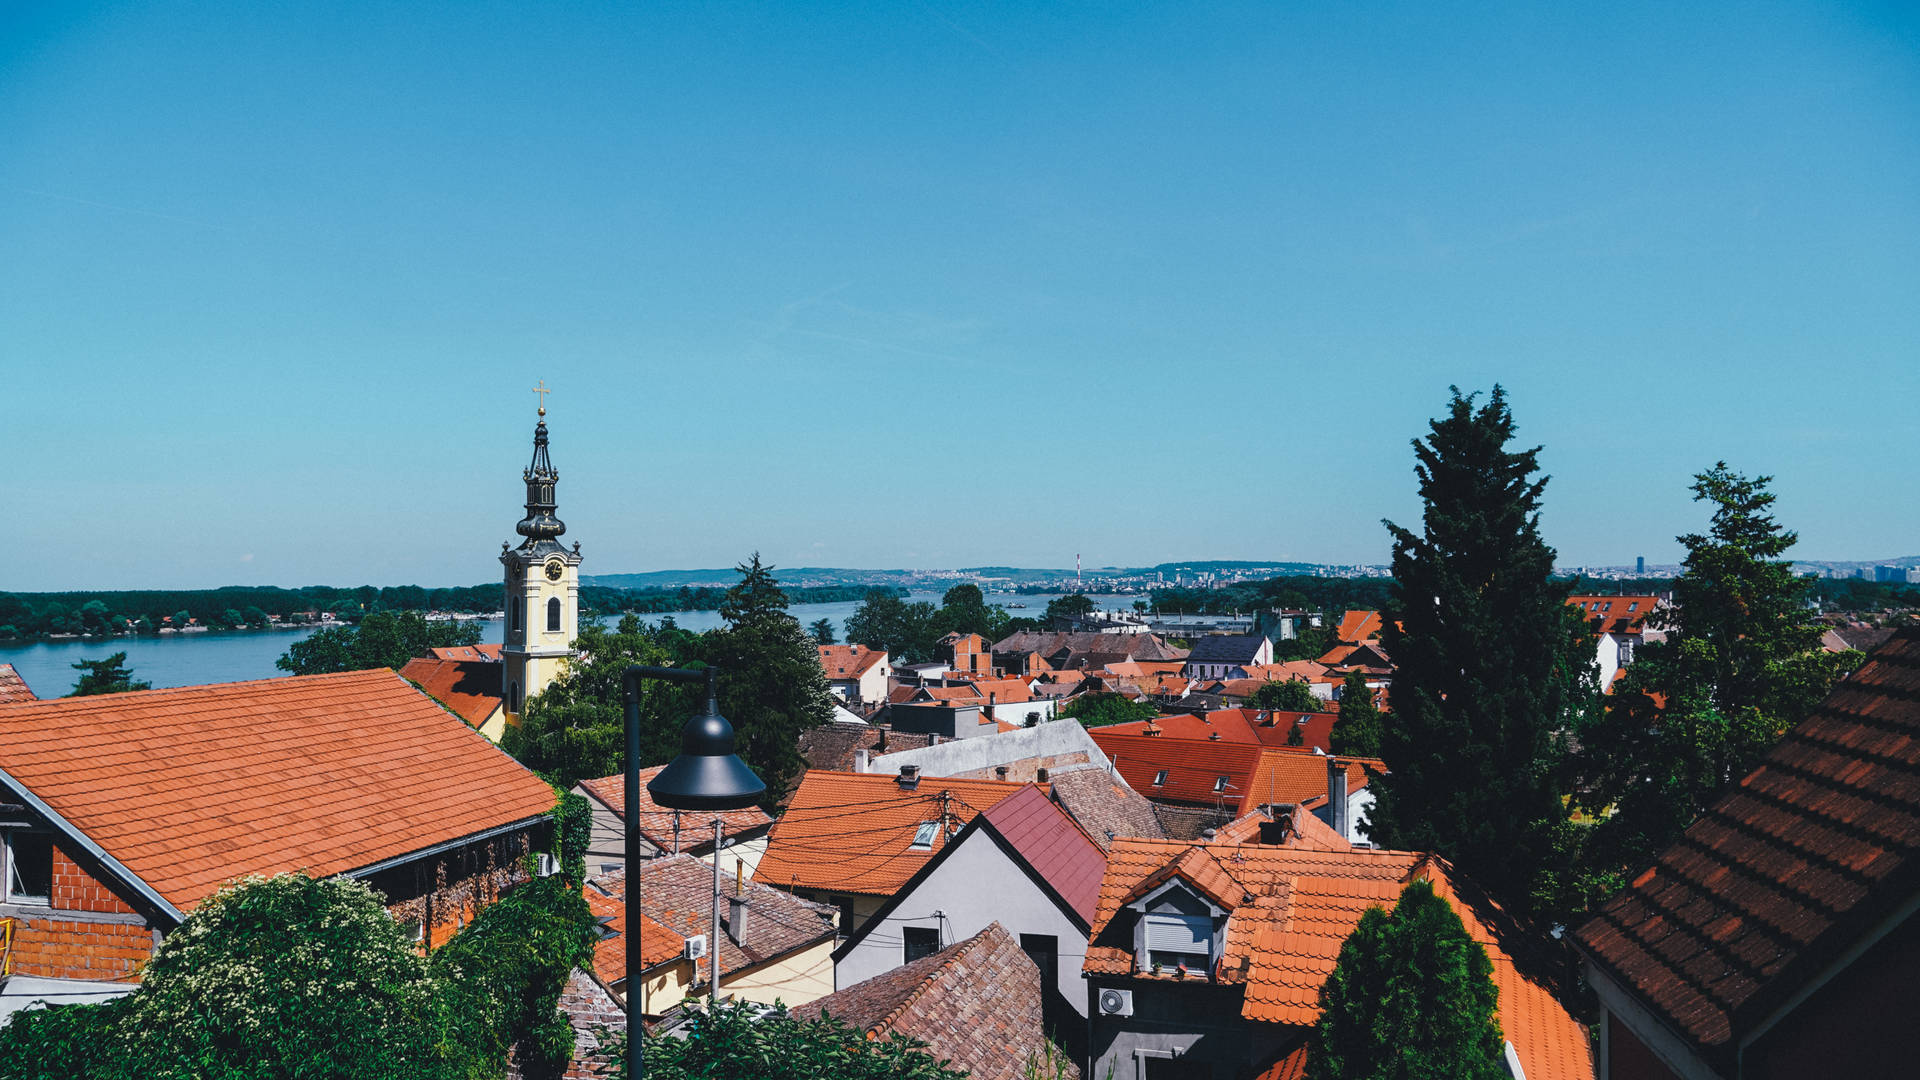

left=1152, top=770, right=1168, bottom=786
left=509, top=596, right=522, bottom=632
left=546, top=597, right=562, bottom=632
left=3, top=831, right=54, bottom=906
left=910, top=821, right=939, bottom=849
left=903, top=925, right=941, bottom=963
left=1144, top=912, right=1212, bottom=970
left=1020, top=933, right=1059, bottom=1006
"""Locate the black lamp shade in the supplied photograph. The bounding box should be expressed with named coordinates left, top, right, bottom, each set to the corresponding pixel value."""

left=648, top=700, right=766, bottom=810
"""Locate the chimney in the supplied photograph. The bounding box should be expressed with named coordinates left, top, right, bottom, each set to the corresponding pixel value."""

left=1036, top=767, right=1050, bottom=783
left=853, top=748, right=869, bottom=774
left=727, top=895, right=749, bottom=945
left=897, top=764, right=921, bottom=791
left=1208, top=731, right=1221, bottom=741
left=1144, top=720, right=1161, bottom=737
left=995, top=765, right=1010, bottom=780
left=1257, top=805, right=1294, bottom=845
left=1327, top=757, right=1349, bottom=839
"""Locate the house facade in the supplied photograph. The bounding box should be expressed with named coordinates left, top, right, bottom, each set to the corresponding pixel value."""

left=818, top=644, right=892, bottom=705
left=1180, top=635, right=1275, bottom=681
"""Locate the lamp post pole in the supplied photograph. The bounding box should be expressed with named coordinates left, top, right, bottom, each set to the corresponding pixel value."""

left=620, top=664, right=766, bottom=1080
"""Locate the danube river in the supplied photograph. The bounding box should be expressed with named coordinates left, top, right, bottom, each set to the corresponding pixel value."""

left=0, top=592, right=1082, bottom=697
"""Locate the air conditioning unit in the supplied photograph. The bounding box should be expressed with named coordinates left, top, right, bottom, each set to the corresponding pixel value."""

left=1097, top=988, right=1134, bottom=1017
left=683, top=934, right=707, bottom=960
left=535, top=853, right=559, bottom=877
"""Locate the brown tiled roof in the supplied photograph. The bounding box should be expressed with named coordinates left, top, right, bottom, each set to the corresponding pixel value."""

left=1334, top=610, right=1382, bottom=644
left=0, top=664, right=35, bottom=704
left=1048, top=768, right=1166, bottom=849
left=0, top=670, right=555, bottom=913
left=1214, top=805, right=1352, bottom=851
left=584, top=872, right=684, bottom=974
left=1085, top=841, right=1591, bottom=1080
left=577, top=767, right=772, bottom=852
left=1574, top=628, right=1920, bottom=1055
left=595, top=855, right=836, bottom=984
left=795, top=922, right=1046, bottom=1080
left=795, top=724, right=935, bottom=775
left=1089, top=731, right=1378, bottom=814
left=398, top=656, right=503, bottom=728
left=1101, top=709, right=1338, bottom=753
left=758, top=772, right=1035, bottom=897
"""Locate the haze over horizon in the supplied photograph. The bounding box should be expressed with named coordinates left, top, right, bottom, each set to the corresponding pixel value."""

left=7, top=3, right=1916, bottom=593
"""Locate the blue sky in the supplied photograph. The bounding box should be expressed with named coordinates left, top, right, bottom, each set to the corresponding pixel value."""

left=4, top=2, right=1915, bottom=591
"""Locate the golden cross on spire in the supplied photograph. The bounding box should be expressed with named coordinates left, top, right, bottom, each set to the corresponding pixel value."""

left=532, top=380, right=550, bottom=416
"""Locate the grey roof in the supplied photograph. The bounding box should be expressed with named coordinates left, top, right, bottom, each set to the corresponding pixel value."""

left=1183, top=634, right=1268, bottom=664
left=990, top=631, right=1186, bottom=669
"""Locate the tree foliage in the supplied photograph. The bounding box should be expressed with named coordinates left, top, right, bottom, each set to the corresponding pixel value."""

left=602, top=1000, right=968, bottom=1080
left=929, top=583, right=1010, bottom=641
left=1058, top=692, right=1160, bottom=729
left=277, top=611, right=482, bottom=676
left=431, top=875, right=598, bottom=1078
left=1332, top=672, right=1383, bottom=757
left=503, top=616, right=693, bottom=790
left=1368, top=387, right=1594, bottom=923
left=1249, top=678, right=1320, bottom=713
left=1309, top=878, right=1507, bottom=1080
left=1571, top=464, right=1856, bottom=892
left=1044, top=593, right=1097, bottom=628
left=67, top=652, right=151, bottom=697
left=843, top=588, right=938, bottom=662
left=808, top=617, right=837, bottom=645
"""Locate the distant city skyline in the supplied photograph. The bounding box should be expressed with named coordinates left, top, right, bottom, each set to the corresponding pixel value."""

left=6, top=3, right=1916, bottom=592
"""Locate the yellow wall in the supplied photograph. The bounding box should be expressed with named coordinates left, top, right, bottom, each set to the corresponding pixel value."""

left=721, top=938, right=836, bottom=1008
left=630, top=959, right=695, bottom=1017
left=475, top=704, right=508, bottom=744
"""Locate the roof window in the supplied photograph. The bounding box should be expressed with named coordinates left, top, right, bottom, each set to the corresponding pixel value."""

left=910, top=821, right=939, bottom=849
left=1213, top=776, right=1229, bottom=793
left=1153, top=770, right=1168, bottom=786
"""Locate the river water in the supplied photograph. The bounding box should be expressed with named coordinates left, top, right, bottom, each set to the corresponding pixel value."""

left=0, top=591, right=1083, bottom=698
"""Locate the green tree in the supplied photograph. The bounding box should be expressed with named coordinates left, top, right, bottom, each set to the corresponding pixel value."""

left=503, top=616, right=689, bottom=789
left=77, top=600, right=113, bottom=635
left=1332, top=672, right=1384, bottom=757
left=1058, top=692, right=1160, bottom=729
left=700, top=555, right=836, bottom=806
left=1044, top=593, right=1097, bottom=628
left=242, top=605, right=269, bottom=628
left=431, top=875, right=597, bottom=1077
left=843, top=588, right=937, bottom=662
left=1309, top=878, right=1506, bottom=1080
left=1369, top=387, right=1594, bottom=923
left=1249, top=678, right=1320, bottom=713
left=68, top=653, right=151, bottom=697
left=808, top=617, right=836, bottom=645
left=609, top=1000, right=968, bottom=1080
left=170, top=609, right=191, bottom=631
left=930, top=583, right=1009, bottom=641
left=1572, top=464, right=1855, bottom=892
left=276, top=611, right=482, bottom=676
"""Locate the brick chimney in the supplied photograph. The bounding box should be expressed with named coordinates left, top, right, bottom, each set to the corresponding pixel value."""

left=896, top=764, right=920, bottom=791
left=1327, top=757, right=1349, bottom=839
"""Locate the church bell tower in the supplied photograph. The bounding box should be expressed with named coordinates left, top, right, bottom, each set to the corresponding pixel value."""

left=500, top=386, right=581, bottom=718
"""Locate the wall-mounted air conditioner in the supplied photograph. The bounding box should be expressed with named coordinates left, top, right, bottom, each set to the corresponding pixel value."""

left=684, top=934, right=707, bottom=960
left=535, top=853, right=559, bottom=877
left=1097, top=988, right=1134, bottom=1017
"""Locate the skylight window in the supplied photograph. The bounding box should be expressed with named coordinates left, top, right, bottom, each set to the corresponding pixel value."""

left=1213, top=776, right=1229, bottom=792
left=910, top=821, right=939, bottom=849
left=1153, top=770, right=1168, bottom=786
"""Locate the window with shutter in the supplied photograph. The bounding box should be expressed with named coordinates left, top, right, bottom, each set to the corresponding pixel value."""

left=1145, top=913, right=1211, bottom=968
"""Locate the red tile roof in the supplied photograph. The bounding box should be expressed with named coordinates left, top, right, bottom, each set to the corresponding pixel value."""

left=1102, top=709, right=1338, bottom=752
left=1334, top=610, right=1382, bottom=644
left=1088, top=731, right=1377, bottom=815
left=818, top=644, right=887, bottom=680
left=0, top=670, right=556, bottom=912
left=1085, top=841, right=1591, bottom=1080
left=758, top=772, right=1036, bottom=897
left=584, top=873, right=684, bottom=974
left=1574, top=627, right=1920, bottom=1055
left=1566, top=595, right=1660, bottom=636
left=398, top=656, right=503, bottom=728
left=979, top=784, right=1107, bottom=923
left=429, top=643, right=503, bottom=662
left=592, top=857, right=837, bottom=984
left=577, top=767, right=772, bottom=853
left=0, top=664, right=35, bottom=704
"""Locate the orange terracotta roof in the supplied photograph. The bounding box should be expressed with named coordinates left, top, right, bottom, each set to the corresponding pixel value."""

left=0, top=670, right=556, bottom=913
left=758, top=772, right=1037, bottom=897
left=818, top=644, right=887, bottom=680
left=1101, top=661, right=1188, bottom=678
left=1334, top=610, right=1382, bottom=644
left=1104, top=709, right=1339, bottom=752
left=398, top=656, right=503, bottom=728
left=585, top=874, right=684, bottom=974
left=1214, top=806, right=1352, bottom=851
left=578, top=767, right=772, bottom=852
left=1088, top=731, right=1377, bottom=814
left=0, top=664, right=35, bottom=704
left=429, top=643, right=503, bottom=662
left=1566, top=595, right=1660, bottom=636
left=1085, top=841, right=1591, bottom=1080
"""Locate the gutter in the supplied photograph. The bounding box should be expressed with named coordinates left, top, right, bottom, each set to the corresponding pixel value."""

left=341, top=814, right=552, bottom=880
left=0, top=765, right=186, bottom=927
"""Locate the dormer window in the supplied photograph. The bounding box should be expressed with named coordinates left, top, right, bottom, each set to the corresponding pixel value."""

left=1144, top=913, right=1212, bottom=970
left=910, top=821, right=939, bottom=849
left=1153, top=770, right=1168, bottom=786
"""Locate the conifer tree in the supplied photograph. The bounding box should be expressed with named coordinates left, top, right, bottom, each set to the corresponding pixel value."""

left=1310, top=878, right=1507, bottom=1080
left=1331, top=672, right=1383, bottom=757
left=701, top=554, right=836, bottom=805
left=1369, top=387, right=1592, bottom=921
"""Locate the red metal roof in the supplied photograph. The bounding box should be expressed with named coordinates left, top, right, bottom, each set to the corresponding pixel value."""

left=980, top=784, right=1106, bottom=923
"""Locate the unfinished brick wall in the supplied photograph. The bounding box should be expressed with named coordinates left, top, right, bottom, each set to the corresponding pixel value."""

left=505, top=967, right=624, bottom=1080
left=5, top=844, right=154, bottom=980
left=953, top=750, right=1092, bottom=783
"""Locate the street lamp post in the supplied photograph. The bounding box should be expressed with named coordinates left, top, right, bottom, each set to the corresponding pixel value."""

left=621, top=664, right=766, bottom=1080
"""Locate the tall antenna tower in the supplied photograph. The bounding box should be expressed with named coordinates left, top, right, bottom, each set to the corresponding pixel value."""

left=1076, top=553, right=1082, bottom=589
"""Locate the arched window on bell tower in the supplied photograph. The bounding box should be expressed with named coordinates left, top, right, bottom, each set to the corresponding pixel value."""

left=547, top=596, right=561, bottom=633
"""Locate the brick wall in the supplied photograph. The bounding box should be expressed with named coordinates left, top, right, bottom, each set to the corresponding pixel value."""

left=4, top=842, right=154, bottom=980
left=505, top=967, right=625, bottom=1080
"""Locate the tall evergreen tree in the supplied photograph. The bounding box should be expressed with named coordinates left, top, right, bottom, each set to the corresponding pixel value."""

left=1572, top=464, right=1854, bottom=889
left=68, top=653, right=151, bottom=696
left=1309, top=878, right=1507, bottom=1080
left=1369, top=387, right=1593, bottom=921
left=1331, top=672, right=1383, bottom=757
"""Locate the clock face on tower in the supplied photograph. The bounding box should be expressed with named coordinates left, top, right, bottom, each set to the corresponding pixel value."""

left=544, top=559, right=565, bottom=582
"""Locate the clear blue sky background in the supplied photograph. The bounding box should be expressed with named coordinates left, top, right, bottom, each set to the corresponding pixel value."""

left=4, top=2, right=1915, bottom=591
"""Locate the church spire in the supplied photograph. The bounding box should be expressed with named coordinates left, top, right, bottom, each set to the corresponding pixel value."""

left=515, top=388, right=565, bottom=547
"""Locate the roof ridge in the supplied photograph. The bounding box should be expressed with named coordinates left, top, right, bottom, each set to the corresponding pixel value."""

left=0, top=668, right=397, bottom=712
